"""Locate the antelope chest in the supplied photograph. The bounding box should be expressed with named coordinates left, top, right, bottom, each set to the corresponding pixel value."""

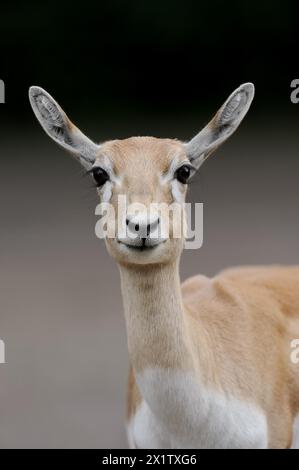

left=127, top=369, right=268, bottom=449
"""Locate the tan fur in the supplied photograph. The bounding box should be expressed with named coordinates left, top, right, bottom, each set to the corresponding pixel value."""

left=183, top=266, right=299, bottom=447
left=96, top=138, right=299, bottom=449
left=29, top=85, right=299, bottom=448
left=126, top=265, right=299, bottom=448
left=127, top=367, right=142, bottom=420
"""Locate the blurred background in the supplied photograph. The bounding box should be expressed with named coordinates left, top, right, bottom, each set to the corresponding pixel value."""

left=0, top=0, right=298, bottom=448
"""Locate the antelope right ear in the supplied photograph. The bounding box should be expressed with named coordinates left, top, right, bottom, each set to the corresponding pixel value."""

left=185, top=83, right=255, bottom=170
left=28, top=86, right=99, bottom=169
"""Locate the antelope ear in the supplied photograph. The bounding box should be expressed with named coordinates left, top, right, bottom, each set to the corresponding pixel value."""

left=185, top=83, right=255, bottom=169
left=28, top=86, right=99, bottom=169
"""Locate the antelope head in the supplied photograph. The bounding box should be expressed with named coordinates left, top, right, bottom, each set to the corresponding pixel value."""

left=29, top=83, right=254, bottom=265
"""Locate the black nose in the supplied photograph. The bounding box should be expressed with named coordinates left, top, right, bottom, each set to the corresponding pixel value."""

left=126, top=216, right=160, bottom=237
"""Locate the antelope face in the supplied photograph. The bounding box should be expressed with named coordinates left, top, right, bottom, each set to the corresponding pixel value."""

left=92, top=136, right=192, bottom=265
left=29, top=83, right=254, bottom=265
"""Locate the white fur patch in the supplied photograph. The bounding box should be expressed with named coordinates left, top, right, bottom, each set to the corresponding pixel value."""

left=98, top=181, right=112, bottom=203
left=171, top=179, right=184, bottom=203
left=128, top=369, right=268, bottom=449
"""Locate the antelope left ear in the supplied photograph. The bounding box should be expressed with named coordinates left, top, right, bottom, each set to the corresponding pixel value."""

left=29, top=86, right=99, bottom=170
left=185, top=83, right=255, bottom=170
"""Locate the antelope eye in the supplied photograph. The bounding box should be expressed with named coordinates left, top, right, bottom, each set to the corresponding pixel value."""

left=175, top=165, right=192, bottom=184
left=92, top=167, right=109, bottom=187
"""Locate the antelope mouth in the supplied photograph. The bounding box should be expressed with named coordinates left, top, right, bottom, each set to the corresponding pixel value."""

left=117, top=239, right=166, bottom=251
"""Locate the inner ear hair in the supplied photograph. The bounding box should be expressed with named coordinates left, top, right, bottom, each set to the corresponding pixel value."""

left=185, top=83, right=255, bottom=169
left=29, top=86, right=99, bottom=169
left=34, top=92, right=73, bottom=146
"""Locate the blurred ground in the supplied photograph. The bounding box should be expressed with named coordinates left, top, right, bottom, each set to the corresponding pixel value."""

left=0, top=115, right=298, bottom=447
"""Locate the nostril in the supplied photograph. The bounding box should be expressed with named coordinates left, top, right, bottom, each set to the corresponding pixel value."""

left=126, top=218, right=140, bottom=232
left=126, top=216, right=160, bottom=236
left=147, top=217, right=160, bottom=236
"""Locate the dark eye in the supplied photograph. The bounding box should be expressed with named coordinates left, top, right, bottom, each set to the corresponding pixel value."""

left=92, top=167, right=109, bottom=187
left=175, top=165, right=192, bottom=184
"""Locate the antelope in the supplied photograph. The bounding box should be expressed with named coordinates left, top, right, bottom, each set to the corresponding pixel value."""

left=29, top=83, right=299, bottom=449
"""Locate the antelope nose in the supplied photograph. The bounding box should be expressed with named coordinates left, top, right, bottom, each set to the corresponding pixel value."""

left=126, top=214, right=160, bottom=238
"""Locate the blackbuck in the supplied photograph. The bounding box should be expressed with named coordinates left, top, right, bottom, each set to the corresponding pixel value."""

left=29, top=84, right=299, bottom=448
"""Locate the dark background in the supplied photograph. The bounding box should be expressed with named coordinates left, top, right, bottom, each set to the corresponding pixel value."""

left=1, top=0, right=298, bottom=123
left=0, top=0, right=298, bottom=448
